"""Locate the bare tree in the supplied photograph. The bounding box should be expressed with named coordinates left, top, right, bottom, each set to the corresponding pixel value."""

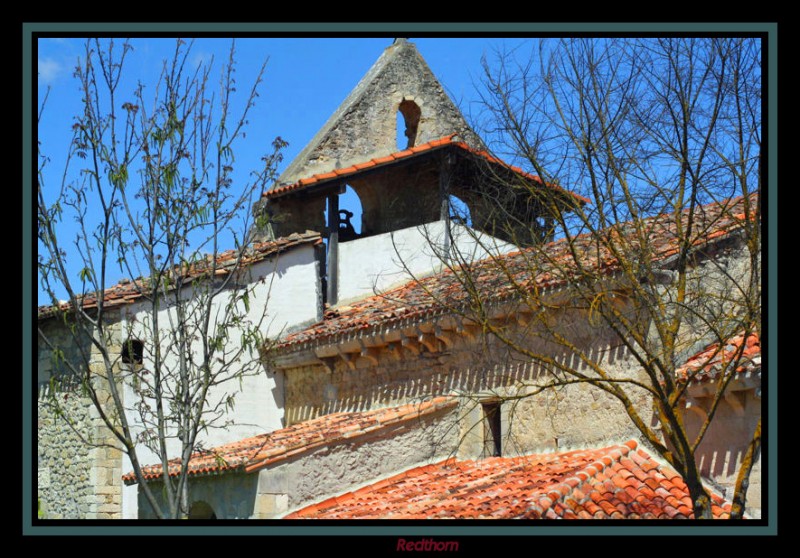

left=37, top=39, right=285, bottom=519
left=420, top=37, right=761, bottom=518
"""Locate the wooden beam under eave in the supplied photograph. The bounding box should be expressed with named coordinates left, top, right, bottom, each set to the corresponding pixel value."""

left=418, top=330, right=440, bottom=353
left=271, top=349, right=322, bottom=370
left=318, top=356, right=337, bottom=374
left=360, top=346, right=381, bottom=366
left=385, top=341, right=404, bottom=361
left=327, top=192, right=339, bottom=306
left=314, top=346, right=340, bottom=359
left=686, top=371, right=761, bottom=399
left=401, top=335, right=421, bottom=355
left=434, top=325, right=455, bottom=349
left=337, top=348, right=357, bottom=371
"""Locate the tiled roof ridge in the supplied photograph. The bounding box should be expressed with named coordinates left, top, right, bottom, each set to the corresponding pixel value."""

left=676, top=329, right=761, bottom=384
left=530, top=440, right=732, bottom=519
left=452, top=140, right=591, bottom=206
left=38, top=231, right=322, bottom=320
left=122, top=395, right=457, bottom=485
left=266, top=135, right=458, bottom=198
left=241, top=395, right=457, bottom=474
left=285, top=438, right=735, bottom=519
left=264, top=134, right=589, bottom=205
left=522, top=440, right=638, bottom=519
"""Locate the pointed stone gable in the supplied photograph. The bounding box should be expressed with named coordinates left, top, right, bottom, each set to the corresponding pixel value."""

left=274, top=39, right=485, bottom=187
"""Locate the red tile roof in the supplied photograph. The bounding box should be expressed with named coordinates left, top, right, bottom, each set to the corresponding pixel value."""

left=38, top=231, right=322, bottom=320
left=122, top=396, right=456, bottom=485
left=677, top=331, right=761, bottom=384
left=285, top=440, right=732, bottom=519
left=263, top=134, right=590, bottom=205
left=276, top=195, right=757, bottom=352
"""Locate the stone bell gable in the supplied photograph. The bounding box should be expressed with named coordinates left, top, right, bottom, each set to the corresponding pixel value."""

left=275, top=38, right=485, bottom=188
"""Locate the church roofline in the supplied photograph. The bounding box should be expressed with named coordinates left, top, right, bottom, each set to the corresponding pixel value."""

left=272, top=39, right=488, bottom=188
left=269, top=194, right=757, bottom=357
left=263, top=134, right=590, bottom=206
left=37, top=231, right=322, bottom=321
left=122, top=396, right=457, bottom=485
left=285, top=439, right=735, bottom=519
left=274, top=39, right=411, bottom=186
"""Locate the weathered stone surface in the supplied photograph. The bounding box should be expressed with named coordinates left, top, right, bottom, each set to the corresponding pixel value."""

left=281, top=406, right=458, bottom=512
left=253, top=493, right=285, bottom=519
left=253, top=40, right=492, bottom=242
left=37, top=318, right=93, bottom=393
left=37, top=318, right=124, bottom=519
left=37, top=396, right=94, bottom=519
left=276, top=40, right=484, bottom=187
left=138, top=473, right=259, bottom=520
left=284, top=319, right=650, bottom=459
left=258, top=468, right=289, bottom=494
left=281, top=241, right=760, bottom=514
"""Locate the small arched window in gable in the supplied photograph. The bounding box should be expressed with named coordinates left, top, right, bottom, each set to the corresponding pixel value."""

left=397, top=99, right=421, bottom=150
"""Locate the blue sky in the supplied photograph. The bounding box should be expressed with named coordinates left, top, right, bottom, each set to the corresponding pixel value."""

left=37, top=37, right=533, bottom=304
left=37, top=38, right=522, bottom=168
left=35, top=34, right=767, bottom=305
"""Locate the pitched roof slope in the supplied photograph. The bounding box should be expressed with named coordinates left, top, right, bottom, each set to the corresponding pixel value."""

left=263, top=134, right=588, bottom=205
left=285, top=440, right=733, bottom=519
left=38, top=231, right=322, bottom=320
left=122, top=396, right=456, bottom=485
left=276, top=195, right=756, bottom=352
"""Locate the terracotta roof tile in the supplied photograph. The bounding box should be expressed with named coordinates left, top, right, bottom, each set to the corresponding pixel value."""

left=122, top=396, right=456, bottom=485
left=38, top=231, right=322, bottom=320
left=275, top=195, right=757, bottom=353
left=285, top=440, right=733, bottom=519
left=676, top=330, right=761, bottom=384
left=263, top=134, right=589, bottom=205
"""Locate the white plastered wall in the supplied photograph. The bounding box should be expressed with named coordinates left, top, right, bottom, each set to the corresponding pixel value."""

left=121, top=244, right=321, bottom=518
left=337, top=221, right=515, bottom=303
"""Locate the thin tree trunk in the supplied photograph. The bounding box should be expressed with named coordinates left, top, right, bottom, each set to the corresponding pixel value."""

left=730, top=417, right=761, bottom=519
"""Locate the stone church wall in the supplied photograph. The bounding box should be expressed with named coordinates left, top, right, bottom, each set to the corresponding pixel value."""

left=37, top=317, right=124, bottom=519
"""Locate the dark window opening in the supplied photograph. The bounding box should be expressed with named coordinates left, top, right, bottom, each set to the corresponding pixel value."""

left=397, top=99, right=421, bottom=150
left=317, top=242, right=329, bottom=308
left=482, top=401, right=502, bottom=457
left=188, top=501, right=217, bottom=520
left=121, top=339, right=144, bottom=365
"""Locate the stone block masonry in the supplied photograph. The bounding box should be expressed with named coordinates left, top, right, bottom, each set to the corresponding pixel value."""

left=38, top=393, right=124, bottom=519
left=283, top=318, right=653, bottom=461
left=38, top=396, right=94, bottom=519
left=37, top=317, right=124, bottom=519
